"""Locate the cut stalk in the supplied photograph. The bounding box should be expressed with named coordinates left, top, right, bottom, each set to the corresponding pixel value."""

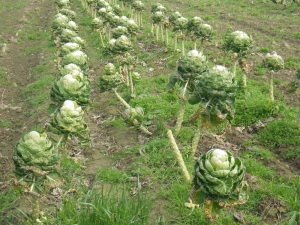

left=269, top=71, right=274, bottom=101
left=113, top=88, right=131, bottom=109
left=167, top=130, right=191, bottom=183
left=133, top=119, right=152, bottom=135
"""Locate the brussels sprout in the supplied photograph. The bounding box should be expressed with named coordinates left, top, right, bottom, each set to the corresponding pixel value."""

left=70, top=36, right=86, bottom=48
left=173, top=16, right=188, bottom=32
left=151, top=3, right=166, bottom=13
left=194, top=23, right=213, bottom=40
left=97, top=0, right=109, bottom=8
left=91, top=17, right=104, bottom=30
left=13, top=131, right=59, bottom=192
left=131, top=71, right=141, bottom=83
left=13, top=131, right=59, bottom=176
left=55, top=0, right=70, bottom=8
left=263, top=51, right=284, bottom=72
left=100, top=63, right=122, bottom=92
left=51, top=71, right=90, bottom=107
left=60, top=63, right=82, bottom=76
left=177, top=50, right=208, bottom=81
left=190, top=65, right=237, bottom=123
left=58, top=8, right=77, bottom=20
left=59, top=42, right=81, bottom=57
left=66, top=21, right=78, bottom=33
left=113, top=35, right=132, bottom=54
left=125, top=19, right=139, bottom=36
left=112, top=26, right=129, bottom=39
left=123, top=107, right=152, bottom=135
left=193, top=148, right=246, bottom=200
left=224, top=30, right=254, bottom=56
left=132, top=1, right=145, bottom=11
left=52, top=14, right=69, bottom=33
left=62, top=50, right=88, bottom=71
left=152, top=11, right=164, bottom=24
left=59, top=28, right=77, bottom=43
left=49, top=100, right=89, bottom=136
left=106, top=38, right=117, bottom=53
left=187, top=16, right=204, bottom=32
left=169, top=11, right=182, bottom=26
left=112, top=4, right=122, bottom=16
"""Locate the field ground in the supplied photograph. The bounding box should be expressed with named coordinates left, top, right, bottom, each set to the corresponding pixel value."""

left=0, top=0, right=300, bottom=224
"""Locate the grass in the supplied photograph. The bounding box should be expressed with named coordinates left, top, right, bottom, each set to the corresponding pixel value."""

left=2, top=0, right=300, bottom=224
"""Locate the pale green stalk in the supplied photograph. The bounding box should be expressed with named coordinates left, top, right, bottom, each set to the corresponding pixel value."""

left=167, top=130, right=191, bottom=183
left=156, top=25, right=159, bottom=42
left=174, top=34, right=177, bottom=51
left=269, top=71, right=274, bottom=101
left=99, top=31, right=105, bottom=47
left=242, top=71, right=247, bottom=94
left=133, top=119, right=152, bottom=135
left=174, top=80, right=189, bottom=137
left=165, top=28, right=169, bottom=47
left=113, top=88, right=131, bottom=109
left=160, top=24, right=164, bottom=42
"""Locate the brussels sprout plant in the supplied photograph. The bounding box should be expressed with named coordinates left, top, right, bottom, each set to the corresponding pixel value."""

left=46, top=100, right=90, bottom=147
left=123, top=107, right=152, bottom=135
left=190, top=148, right=248, bottom=221
left=167, top=50, right=208, bottom=137
left=62, top=50, right=88, bottom=71
left=173, top=16, right=188, bottom=55
left=50, top=69, right=91, bottom=108
left=263, top=51, right=284, bottom=101
left=188, top=65, right=237, bottom=155
left=13, top=131, right=60, bottom=193
left=223, top=30, right=254, bottom=92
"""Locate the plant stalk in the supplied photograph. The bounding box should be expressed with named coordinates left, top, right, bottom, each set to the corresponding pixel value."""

left=113, top=88, right=131, bottom=109
left=167, top=130, right=191, bottom=183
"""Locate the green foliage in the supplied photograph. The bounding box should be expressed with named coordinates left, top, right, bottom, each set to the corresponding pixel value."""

left=96, top=167, right=129, bottom=183
left=233, top=87, right=274, bottom=126
left=55, top=186, right=152, bottom=225
left=286, top=146, right=300, bottom=159
left=257, top=119, right=300, bottom=148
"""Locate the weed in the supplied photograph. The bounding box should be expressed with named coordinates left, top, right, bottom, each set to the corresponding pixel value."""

left=55, top=185, right=152, bottom=225
left=257, top=119, right=300, bottom=148
left=96, top=167, right=129, bottom=183
left=0, top=120, right=12, bottom=128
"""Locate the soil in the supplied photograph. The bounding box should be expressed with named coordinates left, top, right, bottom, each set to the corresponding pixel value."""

left=0, top=0, right=299, bottom=224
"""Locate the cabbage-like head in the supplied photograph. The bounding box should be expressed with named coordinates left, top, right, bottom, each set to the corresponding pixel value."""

left=60, top=63, right=82, bottom=76
left=193, top=148, right=245, bottom=199
left=58, top=8, right=77, bottom=20
left=113, top=35, right=132, bottom=54
left=132, top=71, right=141, bottom=83
left=112, top=26, right=129, bottom=39
left=104, top=63, right=116, bottom=75
left=62, top=50, right=88, bottom=71
left=59, top=42, right=81, bottom=57
left=59, top=28, right=77, bottom=43
left=177, top=50, right=208, bottom=80
left=100, top=63, right=122, bottom=92
left=189, top=65, right=237, bottom=123
left=112, top=4, right=122, bottom=16
left=55, top=0, right=70, bottom=8
left=173, top=16, right=188, bottom=32
left=51, top=72, right=90, bottom=107
left=151, top=3, right=166, bottom=14
left=97, top=0, right=109, bottom=8
left=52, top=13, right=69, bottom=32
left=187, top=16, right=204, bottom=32
left=132, top=1, right=145, bottom=11
left=66, top=21, right=78, bottom=33
left=123, top=107, right=144, bottom=124
left=152, top=11, right=164, bottom=24
left=193, top=23, right=213, bottom=40
left=224, top=30, right=254, bottom=56
left=169, top=11, right=182, bottom=26
left=70, top=36, right=86, bottom=48
left=50, top=100, right=87, bottom=134
left=91, top=17, right=103, bottom=30
left=126, top=19, right=139, bottom=35
left=13, top=131, right=59, bottom=177
left=263, top=52, right=284, bottom=72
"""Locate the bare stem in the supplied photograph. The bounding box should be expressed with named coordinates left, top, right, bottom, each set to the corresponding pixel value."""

left=113, top=88, right=131, bottom=109
left=167, top=130, right=191, bottom=183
